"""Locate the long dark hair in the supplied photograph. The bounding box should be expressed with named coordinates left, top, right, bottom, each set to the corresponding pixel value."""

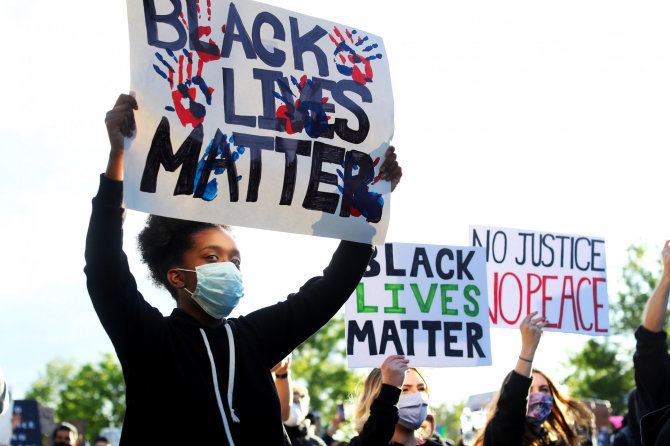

left=473, top=369, right=593, bottom=446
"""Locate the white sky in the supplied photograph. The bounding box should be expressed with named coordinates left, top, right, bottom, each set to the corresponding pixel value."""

left=0, top=0, right=668, bottom=410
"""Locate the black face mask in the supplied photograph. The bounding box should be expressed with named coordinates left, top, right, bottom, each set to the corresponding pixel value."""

left=54, top=442, right=70, bottom=446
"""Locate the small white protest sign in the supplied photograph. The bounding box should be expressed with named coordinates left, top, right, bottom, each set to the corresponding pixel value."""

left=345, top=243, right=491, bottom=368
left=470, top=226, right=609, bottom=335
left=124, top=0, right=394, bottom=244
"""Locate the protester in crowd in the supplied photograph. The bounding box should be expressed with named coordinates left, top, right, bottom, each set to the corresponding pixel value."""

left=633, top=241, right=670, bottom=445
left=93, top=436, right=111, bottom=446
left=349, top=355, right=441, bottom=445
left=85, top=94, right=403, bottom=445
left=52, top=422, right=79, bottom=446
left=609, top=389, right=641, bottom=446
left=322, top=411, right=345, bottom=446
left=272, top=355, right=326, bottom=445
left=472, top=312, right=594, bottom=446
left=283, top=384, right=326, bottom=446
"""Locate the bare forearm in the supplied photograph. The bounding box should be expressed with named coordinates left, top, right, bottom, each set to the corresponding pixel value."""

left=514, top=356, right=533, bottom=378
left=643, top=274, right=670, bottom=332
left=105, top=149, right=124, bottom=181
left=275, top=376, right=291, bottom=422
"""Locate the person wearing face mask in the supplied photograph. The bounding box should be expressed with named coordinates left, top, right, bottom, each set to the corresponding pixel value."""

left=85, top=94, right=404, bottom=445
left=52, top=422, right=78, bottom=446
left=283, top=385, right=327, bottom=446
left=349, top=355, right=441, bottom=446
left=472, top=313, right=594, bottom=446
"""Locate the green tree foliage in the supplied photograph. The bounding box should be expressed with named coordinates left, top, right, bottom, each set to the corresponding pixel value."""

left=25, top=357, right=78, bottom=409
left=291, top=313, right=362, bottom=426
left=565, top=243, right=661, bottom=414
left=27, top=354, right=125, bottom=443
left=612, top=244, right=660, bottom=334
left=432, top=400, right=465, bottom=441
left=564, top=339, right=634, bottom=414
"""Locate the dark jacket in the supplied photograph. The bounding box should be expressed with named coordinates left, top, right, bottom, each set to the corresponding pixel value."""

left=85, top=175, right=373, bottom=445
left=481, top=371, right=582, bottom=446
left=482, top=371, right=536, bottom=446
left=610, top=390, right=641, bottom=446
left=286, top=422, right=327, bottom=446
left=349, top=384, right=442, bottom=446
left=633, top=326, right=670, bottom=446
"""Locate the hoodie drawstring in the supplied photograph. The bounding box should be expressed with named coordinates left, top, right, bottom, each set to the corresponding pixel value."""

left=200, top=324, right=239, bottom=446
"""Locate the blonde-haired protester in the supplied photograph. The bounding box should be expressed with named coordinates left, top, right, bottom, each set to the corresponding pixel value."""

left=472, top=312, right=594, bottom=446
left=349, top=355, right=443, bottom=446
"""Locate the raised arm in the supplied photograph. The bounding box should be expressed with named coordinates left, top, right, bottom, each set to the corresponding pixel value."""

left=350, top=355, right=408, bottom=446
left=271, top=355, right=292, bottom=422
left=642, top=241, right=670, bottom=332
left=482, top=313, right=545, bottom=446
left=85, top=94, right=162, bottom=364
left=634, top=241, right=670, bottom=418
left=515, top=312, right=547, bottom=377
left=104, top=93, right=137, bottom=181
left=238, top=146, right=403, bottom=368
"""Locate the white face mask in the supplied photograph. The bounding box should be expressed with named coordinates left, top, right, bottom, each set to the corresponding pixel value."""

left=284, top=402, right=306, bottom=427
left=179, top=262, right=244, bottom=319
left=397, top=392, right=429, bottom=430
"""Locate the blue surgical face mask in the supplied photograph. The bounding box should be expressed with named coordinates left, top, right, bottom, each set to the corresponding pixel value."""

left=179, top=262, right=244, bottom=319
left=397, top=392, right=429, bottom=430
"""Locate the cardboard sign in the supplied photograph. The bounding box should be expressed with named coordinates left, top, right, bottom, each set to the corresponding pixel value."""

left=124, top=0, right=394, bottom=244
left=345, top=243, right=492, bottom=368
left=470, top=226, right=609, bottom=335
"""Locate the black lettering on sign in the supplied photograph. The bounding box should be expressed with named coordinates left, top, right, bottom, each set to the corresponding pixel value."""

left=140, top=117, right=202, bottom=195
left=347, top=320, right=377, bottom=355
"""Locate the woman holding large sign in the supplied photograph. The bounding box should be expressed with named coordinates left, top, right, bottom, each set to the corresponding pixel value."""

left=473, top=312, right=593, bottom=446
left=85, top=94, right=402, bottom=445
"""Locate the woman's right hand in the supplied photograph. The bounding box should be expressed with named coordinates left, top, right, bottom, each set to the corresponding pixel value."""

left=380, top=355, right=409, bottom=389
left=514, top=312, right=547, bottom=377
left=104, top=93, right=138, bottom=181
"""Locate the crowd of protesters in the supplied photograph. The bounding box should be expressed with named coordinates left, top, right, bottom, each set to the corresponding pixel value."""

left=3, top=96, right=668, bottom=446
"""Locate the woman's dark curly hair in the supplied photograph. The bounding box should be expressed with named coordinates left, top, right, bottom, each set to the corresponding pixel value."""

left=137, top=215, right=231, bottom=300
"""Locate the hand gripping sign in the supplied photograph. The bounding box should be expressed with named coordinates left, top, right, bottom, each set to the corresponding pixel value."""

left=124, top=0, right=394, bottom=244
left=345, top=243, right=492, bottom=368
left=470, top=226, right=609, bottom=335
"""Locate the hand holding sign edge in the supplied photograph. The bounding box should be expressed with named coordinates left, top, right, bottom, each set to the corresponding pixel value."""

left=379, top=146, right=402, bottom=192
left=105, top=93, right=138, bottom=181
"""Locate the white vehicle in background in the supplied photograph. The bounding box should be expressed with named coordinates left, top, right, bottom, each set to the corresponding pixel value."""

left=460, top=391, right=496, bottom=446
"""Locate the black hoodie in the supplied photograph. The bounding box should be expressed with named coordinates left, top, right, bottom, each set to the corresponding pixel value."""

left=85, top=175, right=374, bottom=445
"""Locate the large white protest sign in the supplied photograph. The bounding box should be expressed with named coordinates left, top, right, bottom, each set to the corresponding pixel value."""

left=124, top=0, right=394, bottom=244
left=470, top=226, right=609, bottom=335
left=345, top=243, right=492, bottom=368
